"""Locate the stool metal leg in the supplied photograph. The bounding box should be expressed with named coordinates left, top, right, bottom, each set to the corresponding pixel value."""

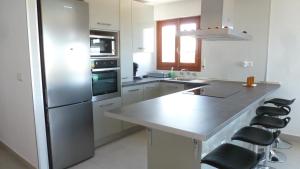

left=273, top=111, right=293, bottom=149
left=254, top=146, right=276, bottom=169
left=266, top=129, right=287, bottom=163
left=273, top=137, right=293, bottom=149
left=269, top=149, right=287, bottom=163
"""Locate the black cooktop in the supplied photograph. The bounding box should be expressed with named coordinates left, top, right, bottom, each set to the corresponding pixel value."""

left=184, top=86, right=241, bottom=98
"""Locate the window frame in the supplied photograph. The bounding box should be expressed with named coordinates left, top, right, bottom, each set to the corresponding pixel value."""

left=156, top=16, right=202, bottom=71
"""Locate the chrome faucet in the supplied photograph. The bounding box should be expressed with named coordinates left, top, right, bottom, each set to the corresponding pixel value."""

left=179, top=69, right=187, bottom=77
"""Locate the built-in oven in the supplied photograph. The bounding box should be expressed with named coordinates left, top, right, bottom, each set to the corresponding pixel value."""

left=91, top=59, right=121, bottom=101
left=90, top=30, right=118, bottom=58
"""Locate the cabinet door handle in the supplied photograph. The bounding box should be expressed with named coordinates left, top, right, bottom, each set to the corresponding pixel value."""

left=99, top=103, right=114, bottom=108
left=97, top=22, right=112, bottom=26
left=122, top=77, right=128, bottom=80
left=193, top=139, right=200, bottom=160
left=166, top=86, right=179, bottom=89
left=145, top=86, right=156, bottom=89
left=128, top=89, right=140, bottom=92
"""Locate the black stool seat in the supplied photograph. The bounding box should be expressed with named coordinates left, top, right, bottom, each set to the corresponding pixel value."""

left=232, top=127, right=280, bottom=146
left=250, top=116, right=291, bottom=129
left=201, top=143, right=263, bottom=169
left=256, top=106, right=290, bottom=116
left=264, top=98, right=295, bottom=107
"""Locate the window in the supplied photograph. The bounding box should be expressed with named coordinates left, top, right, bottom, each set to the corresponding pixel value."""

left=157, top=16, right=201, bottom=71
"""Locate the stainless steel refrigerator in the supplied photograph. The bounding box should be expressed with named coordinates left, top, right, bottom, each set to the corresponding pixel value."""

left=38, top=0, right=94, bottom=169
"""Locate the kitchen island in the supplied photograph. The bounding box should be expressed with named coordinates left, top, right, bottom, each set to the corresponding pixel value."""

left=105, top=80, right=280, bottom=169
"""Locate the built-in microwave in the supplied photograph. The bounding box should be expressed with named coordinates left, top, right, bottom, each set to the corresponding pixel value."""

left=91, top=59, right=121, bottom=101
left=90, top=30, right=118, bottom=58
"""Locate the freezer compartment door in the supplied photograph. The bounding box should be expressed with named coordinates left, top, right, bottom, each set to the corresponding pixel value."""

left=47, top=102, right=94, bottom=169
left=40, top=0, right=91, bottom=108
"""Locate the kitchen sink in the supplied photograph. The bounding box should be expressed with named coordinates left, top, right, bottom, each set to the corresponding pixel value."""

left=173, top=77, right=193, bottom=81
left=167, top=77, right=209, bottom=83
left=164, top=78, right=210, bottom=90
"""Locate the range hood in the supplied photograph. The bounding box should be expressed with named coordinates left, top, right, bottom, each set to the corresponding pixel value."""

left=179, top=0, right=252, bottom=41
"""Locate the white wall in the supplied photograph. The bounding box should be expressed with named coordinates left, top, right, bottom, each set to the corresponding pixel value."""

left=132, top=1, right=156, bottom=76
left=0, top=0, right=38, bottom=167
left=154, top=0, right=201, bottom=20
left=267, top=0, right=300, bottom=137
left=154, top=0, right=271, bottom=82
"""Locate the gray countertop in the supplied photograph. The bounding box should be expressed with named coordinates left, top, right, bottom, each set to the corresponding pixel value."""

left=122, top=77, right=210, bottom=87
left=122, top=77, right=164, bottom=87
left=106, top=81, right=280, bottom=141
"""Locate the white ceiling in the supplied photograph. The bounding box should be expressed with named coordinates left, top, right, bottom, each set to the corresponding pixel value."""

left=134, top=0, right=189, bottom=5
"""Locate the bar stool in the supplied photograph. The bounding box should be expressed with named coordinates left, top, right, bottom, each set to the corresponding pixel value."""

left=250, top=115, right=291, bottom=131
left=231, top=126, right=281, bottom=169
left=201, top=143, right=264, bottom=169
left=263, top=98, right=295, bottom=149
left=250, top=115, right=291, bottom=163
left=264, top=98, right=295, bottom=107
left=256, top=106, right=291, bottom=117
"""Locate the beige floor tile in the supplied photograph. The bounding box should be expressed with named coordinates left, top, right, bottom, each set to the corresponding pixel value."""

left=1, top=130, right=299, bottom=169
left=0, top=145, right=32, bottom=169
left=72, top=131, right=300, bottom=169
left=270, top=140, right=300, bottom=169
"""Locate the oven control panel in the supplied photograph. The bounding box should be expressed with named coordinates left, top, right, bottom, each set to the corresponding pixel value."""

left=91, top=59, right=119, bottom=69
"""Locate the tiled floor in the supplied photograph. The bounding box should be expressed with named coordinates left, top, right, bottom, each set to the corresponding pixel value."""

left=269, top=139, right=300, bottom=169
left=0, top=144, right=32, bottom=169
left=72, top=130, right=300, bottom=169
left=71, top=131, right=147, bottom=169
left=1, top=131, right=299, bottom=169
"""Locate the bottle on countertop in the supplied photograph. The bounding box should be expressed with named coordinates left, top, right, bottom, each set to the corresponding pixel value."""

left=168, top=67, right=176, bottom=79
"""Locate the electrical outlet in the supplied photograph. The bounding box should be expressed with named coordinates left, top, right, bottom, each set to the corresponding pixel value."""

left=242, top=61, right=254, bottom=68
left=17, top=73, right=23, bottom=82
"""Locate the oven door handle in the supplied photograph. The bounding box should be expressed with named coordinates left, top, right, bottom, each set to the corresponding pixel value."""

left=89, top=35, right=115, bottom=39
left=92, top=67, right=120, bottom=72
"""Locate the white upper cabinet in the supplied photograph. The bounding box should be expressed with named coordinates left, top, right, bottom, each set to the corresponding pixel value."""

left=85, top=0, right=120, bottom=31
left=120, top=0, right=133, bottom=82
left=132, top=1, right=154, bottom=52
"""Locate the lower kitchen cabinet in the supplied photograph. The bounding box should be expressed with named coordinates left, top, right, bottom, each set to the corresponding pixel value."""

left=93, top=97, right=122, bottom=147
left=121, top=82, right=185, bottom=130
left=143, top=82, right=160, bottom=100
left=122, top=85, right=144, bottom=105
left=122, top=85, right=144, bottom=129
left=159, top=82, right=185, bottom=96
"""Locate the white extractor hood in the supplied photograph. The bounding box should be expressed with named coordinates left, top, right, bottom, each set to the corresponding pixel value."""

left=179, top=0, right=252, bottom=41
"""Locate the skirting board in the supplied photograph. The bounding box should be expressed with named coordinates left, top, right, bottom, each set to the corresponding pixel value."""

left=0, top=140, right=36, bottom=169
left=281, top=133, right=300, bottom=143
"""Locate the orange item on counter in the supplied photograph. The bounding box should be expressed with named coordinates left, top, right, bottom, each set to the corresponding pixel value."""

left=246, top=76, right=255, bottom=87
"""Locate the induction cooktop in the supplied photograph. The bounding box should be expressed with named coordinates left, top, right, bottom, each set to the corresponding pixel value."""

left=184, top=86, right=241, bottom=98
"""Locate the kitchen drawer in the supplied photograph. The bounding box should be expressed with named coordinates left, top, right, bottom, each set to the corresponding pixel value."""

left=122, top=85, right=144, bottom=130
left=122, top=85, right=144, bottom=106
left=93, top=97, right=122, bottom=147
